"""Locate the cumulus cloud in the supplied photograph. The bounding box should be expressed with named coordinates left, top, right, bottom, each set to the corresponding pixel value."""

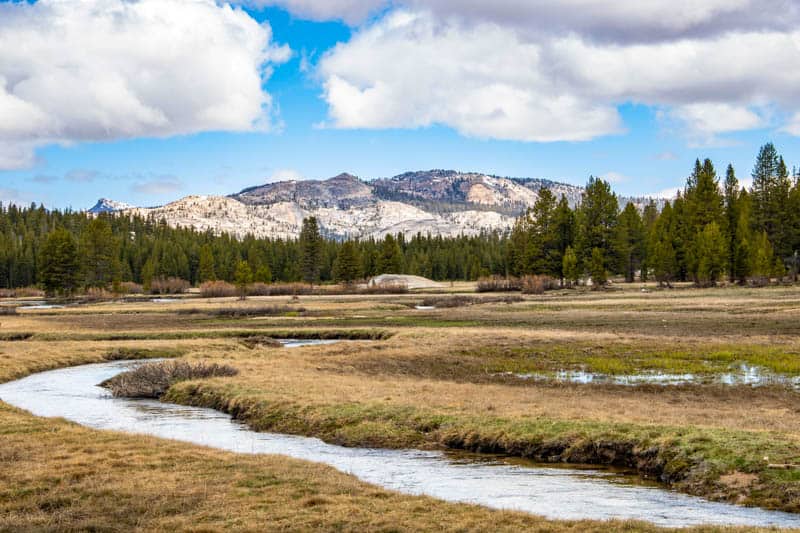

left=318, top=11, right=622, bottom=141
left=404, top=0, right=800, bottom=43
left=251, top=0, right=800, bottom=41
left=0, top=0, right=290, bottom=170
left=316, top=7, right=800, bottom=143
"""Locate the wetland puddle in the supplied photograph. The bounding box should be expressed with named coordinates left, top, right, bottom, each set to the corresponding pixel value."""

left=506, top=365, right=800, bottom=388
left=1, top=361, right=799, bottom=528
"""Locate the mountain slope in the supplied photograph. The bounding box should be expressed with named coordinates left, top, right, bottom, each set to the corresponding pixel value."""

left=90, top=170, right=651, bottom=240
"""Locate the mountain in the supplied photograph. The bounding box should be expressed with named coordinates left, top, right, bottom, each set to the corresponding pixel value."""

left=89, top=170, right=654, bottom=240
left=88, top=198, right=134, bottom=214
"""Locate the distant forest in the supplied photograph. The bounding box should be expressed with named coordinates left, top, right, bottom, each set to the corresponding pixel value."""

left=1, top=143, right=799, bottom=293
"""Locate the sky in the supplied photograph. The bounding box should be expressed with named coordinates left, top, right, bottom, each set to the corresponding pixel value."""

left=1, top=0, right=800, bottom=209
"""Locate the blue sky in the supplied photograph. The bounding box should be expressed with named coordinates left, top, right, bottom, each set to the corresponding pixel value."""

left=1, top=0, right=799, bottom=209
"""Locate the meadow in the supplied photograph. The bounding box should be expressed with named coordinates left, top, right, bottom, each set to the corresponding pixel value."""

left=1, top=283, right=800, bottom=531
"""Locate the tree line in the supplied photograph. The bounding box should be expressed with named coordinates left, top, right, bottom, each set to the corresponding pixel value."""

left=507, top=143, right=800, bottom=287
left=1, top=143, right=797, bottom=295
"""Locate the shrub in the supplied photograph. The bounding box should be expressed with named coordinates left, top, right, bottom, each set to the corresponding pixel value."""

left=83, top=287, right=115, bottom=301
left=178, top=305, right=305, bottom=317
left=200, top=280, right=237, bottom=298
left=15, top=287, right=45, bottom=298
left=118, top=281, right=144, bottom=295
left=420, top=295, right=523, bottom=308
left=421, top=295, right=476, bottom=308
left=149, top=277, right=190, bottom=295
left=0, top=287, right=45, bottom=298
left=100, top=361, right=238, bottom=398
left=240, top=336, right=283, bottom=349
left=476, top=276, right=522, bottom=293
left=521, top=275, right=559, bottom=295
left=359, top=281, right=408, bottom=294
left=257, top=283, right=316, bottom=296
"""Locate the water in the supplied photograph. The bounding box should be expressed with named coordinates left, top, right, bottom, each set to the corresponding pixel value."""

left=508, top=365, right=800, bottom=389
left=1, top=361, right=799, bottom=528
left=277, top=339, right=342, bottom=348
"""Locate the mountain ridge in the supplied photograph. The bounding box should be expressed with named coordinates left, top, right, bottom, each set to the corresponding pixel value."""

left=92, top=170, right=653, bottom=240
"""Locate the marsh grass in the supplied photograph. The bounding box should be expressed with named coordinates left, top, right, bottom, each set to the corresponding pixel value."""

left=177, top=305, right=307, bottom=317
left=4, top=284, right=800, bottom=520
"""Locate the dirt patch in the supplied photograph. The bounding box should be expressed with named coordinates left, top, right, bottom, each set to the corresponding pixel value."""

left=719, top=472, right=758, bottom=490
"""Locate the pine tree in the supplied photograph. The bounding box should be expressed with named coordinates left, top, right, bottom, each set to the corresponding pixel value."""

left=198, top=244, right=216, bottom=282
left=723, top=164, right=740, bottom=282
left=648, top=202, right=677, bottom=287
left=254, top=264, right=272, bottom=283
left=616, top=202, right=644, bottom=282
left=562, top=246, right=580, bottom=287
left=575, top=177, right=619, bottom=274
left=39, top=228, right=80, bottom=296
left=731, top=191, right=753, bottom=284
left=684, top=158, right=725, bottom=283
left=80, top=217, right=120, bottom=288
left=751, top=143, right=783, bottom=248
left=333, top=241, right=362, bottom=284
left=588, top=247, right=607, bottom=288
left=750, top=231, right=775, bottom=286
left=377, top=234, right=403, bottom=274
left=695, top=222, right=726, bottom=287
left=299, top=217, right=322, bottom=284
left=234, top=260, right=252, bottom=300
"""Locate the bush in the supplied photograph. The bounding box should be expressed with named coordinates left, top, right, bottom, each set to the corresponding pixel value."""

left=200, top=280, right=237, bottom=298
left=257, top=283, right=316, bottom=296
left=521, top=275, right=559, bottom=295
left=0, top=287, right=45, bottom=298
left=118, top=281, right=144, bottom=295
left=359, top=281, right=409, bottom=294
left=420, top=295, right=523, bottom=308
left=83, top=287, right=115, bottom=301
left=149, top=277, right=190, bottom=295
left=178, top=305, right=305, bottom=317
left=421, top=295, right=476, bottom=308
left=476, top=276, right=522, bottom=293
left=100, top=360, right=238, bottom=398
left=240, top=336, right=283, bottom=349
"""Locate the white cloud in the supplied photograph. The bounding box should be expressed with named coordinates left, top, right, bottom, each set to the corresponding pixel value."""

left=246, top=0, right=386, bottom=24
left=782, top=112, right=800, bottom=136
left=269, top=168, right=306, bottom=182
left=0, top=0, right=290, bottom=170
left=316, top=8, right=800, bottom=143
left=318, top=11, right=623, bottom=142
left=601, top=172, right=629, bottom=184
left=255, top=0, right=800, bottom=41
left=652, top=187, right=682, bottom=200
left=404, top=0, right=800, bottom=43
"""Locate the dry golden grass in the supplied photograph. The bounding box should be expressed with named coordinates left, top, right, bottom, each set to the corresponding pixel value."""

left=2, top=284, right=800, bottom=527
left=4, top=403, right=679, bottom=532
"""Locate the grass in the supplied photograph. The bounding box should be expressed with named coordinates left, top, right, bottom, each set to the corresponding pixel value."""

left=2, top=403, right=654, bottom=532
left=2, top=284, right=800, bottom=527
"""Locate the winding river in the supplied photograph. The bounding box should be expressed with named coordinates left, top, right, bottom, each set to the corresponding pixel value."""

left=1, top=359, right=799, bottom=529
